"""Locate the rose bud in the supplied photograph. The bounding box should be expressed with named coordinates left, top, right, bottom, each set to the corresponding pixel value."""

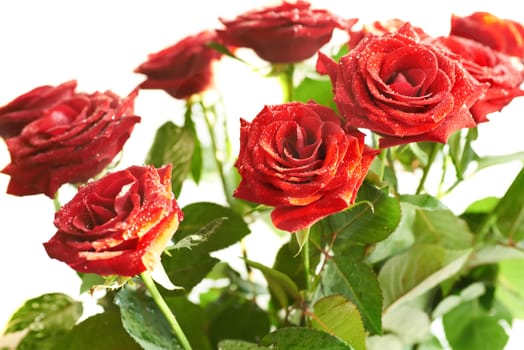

left=0, top=80, right=76, bottom=139
left=450, top=12, right=524, bottom=59
left=1, top=84, right=140, bottom=198
left=217, top=1, right=355, bottom=63
left=134, top=30, right=222, bottom=100
left=428, top=35, right=524, bottom=123
left=317, top=23, right=489, bottom=148
left=233, top=101, right=378, bottom=233
left=44, top=164, right=182, bottom=277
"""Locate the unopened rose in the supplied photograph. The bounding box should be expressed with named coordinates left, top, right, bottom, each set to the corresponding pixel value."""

left=217, top=1, right=354, bottom=63
left=450, top=12, right=524, bottom=59
left=1, top=83, right=140, bottom=198
left=317, top=24, right=489, bottom=147
left=233, top=101, right=378, bottom=232
left=44, top=165, right=182, bottom=277
left=135, top=30, right=222, bottom=100
left=428, top=35, right=524, bottom=122
left=0, top=80, right=76, bottom=139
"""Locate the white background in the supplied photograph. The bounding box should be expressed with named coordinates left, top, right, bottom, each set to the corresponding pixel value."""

left=0, top=1, right=523, bottom=348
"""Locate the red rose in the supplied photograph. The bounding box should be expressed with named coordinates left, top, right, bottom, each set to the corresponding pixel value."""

left=1, top=83, right=140, bottom=198
left=428, top=35, right=524, bottom=123
left=233, top=101, right=378, bottom=232
left=44, top=165, right=182, bottom=277
left=0, top=80, right=76, bottom=139
left=217, top=1, right=354, bottom=63
left=134, top=30, right=222, bottom=100
left=349, top=19, right=429, bottom=50
left=317, top=24, right=489, bottom=148
left=450, top=12, right=524, bottom=59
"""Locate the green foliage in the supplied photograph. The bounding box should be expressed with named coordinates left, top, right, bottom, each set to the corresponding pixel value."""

left=443, top=299, right=509, bottom=350
left=312, top=295, right=366, bottom=350
left=115, top=287, right=182, bottom=350
left=379, top=245, right=471, bottom=310
left=53, top=310, right=141, bottom=350
left=261, top=327, right=353, bottom=349
left=4, top=293, right=83, bottom=350
left=315, top=256, right=383, bottom=335
left=174, top=202, right=250, bottom=254
left=145, top=121, right=195, bottom=197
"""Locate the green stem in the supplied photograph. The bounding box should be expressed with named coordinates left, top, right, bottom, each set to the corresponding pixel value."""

left=415, top=143, right=441, bottom=195
left=198, top=99, right=233, bottom=208
left=140, top=272, right=192, bottom=350
left=279, top=64, right=295, bottom=102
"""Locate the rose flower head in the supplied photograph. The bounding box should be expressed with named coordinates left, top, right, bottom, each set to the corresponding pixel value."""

left=44, top=164, right=182, bottom=277
left=349, top=18, right=429, bottom=50
left=317, top=23, right=489, bottom=148
left=450, top=12, right=524, bottom=59
left=0, top=80, right=76, bottom=139
left=1, top=82, right=140, bottom=198
left=134, top=30, right=223, bottom=100
left=233, top=101, right=378, bottom=233
left=217, top=1, right=355, bottom=63
left=428, top=35, right=524, bottom=123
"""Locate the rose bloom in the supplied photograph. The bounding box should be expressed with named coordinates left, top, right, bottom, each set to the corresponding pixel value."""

left=428, top=35, right=524, bottom=123
left=317, top=24, right=489, bottom=148
left=217, top=1, right=354, bottom=63
left=450, top=12, right=524, bottom=59
left=233, top=101, right=378, bottom=232
left=135, top=30, right=222, bottom=100
left=1, top=82, right=140, bottom=198
left=44, top=165, right=182, bottom=277
left=0, top=80, right=76, bottom=139
left=349, top=19, right=429, bottom=50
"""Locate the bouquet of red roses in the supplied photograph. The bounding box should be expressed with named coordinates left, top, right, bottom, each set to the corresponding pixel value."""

left=1, top=1, right=524, bottom=349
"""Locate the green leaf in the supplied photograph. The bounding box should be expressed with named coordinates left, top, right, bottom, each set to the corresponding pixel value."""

left=145, top=121, right=195, bottom=197
left=476, top=150, right=524, bottom=172
left=432, top=282, right=486, bottom=318
left=493, top=166, right=524, bottom=242
left=261, top=327, right=352, bottom=349
left=183, top=103, right=203, bottom=184
left=367, top=202, right=417, bottom=263
left=161, top=248, right=219, bottom=292
left=378, top=244, right=471, bottom=310
left=165, top=296, right=213, bottom=350
left=175, top=202, right=250, bottom=254
left=4, top=293, right=83, bottom=350
left=443, top=300, right=509, bottom=350
left=245, top=259, right=301, bottom=309
left=468, top=245, right=524, bottom=267
left=382, top=304, right=432, bottom=345
left=206, top=293, right=270, bottom=348
left=294, top=75, right=337, bottom=110
left=319, top=182, right=400, bottom=252
left=273, top=236, right=321, bottom=291
left=54, top=310, right=141, bottom=350
left=170, top=217, right=227, bottom=251
left=448, top=128, right=478, bottom=179
left=399, top=194, right=448, bottom=210
left=366, top=334, right=403, bottom=350
left=315, top=255, right=383, bottom=334
left=218, top=339, right=270, bottom=349
left=412, top=208, right=474, bottom=249
left=496, top=258, right=524, bottom=319
left=115, top=287, right=182, bottom=350
left=5, top=293, right=82, bottom=334
left=294, top=227, right=310, bottom=256
left=312, top=295, right=366, bottom=350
